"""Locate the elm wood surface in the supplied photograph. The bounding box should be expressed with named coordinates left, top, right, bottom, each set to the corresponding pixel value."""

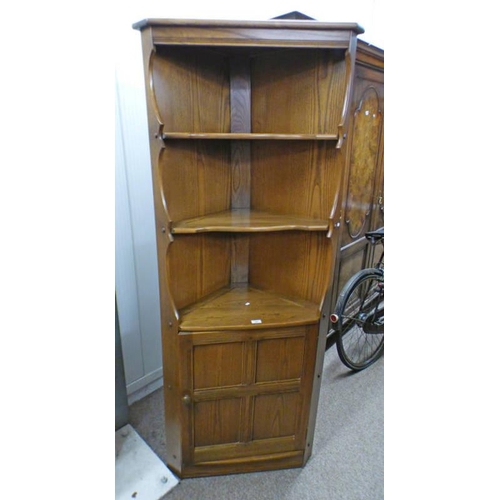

left=330, top=41, right=384, bottom=309
left=178, top=285, right=319, bottom=331
left=166, top=234, right=231, bottom=312
left=251, top=49, right=346, bottom=136
left=133, top=18, right=364, bottom=31
left=177, top=324, right=318, bottom=476
left=159, top=141, right=231, bottom=223
left=161, top=132, right=339, bottom=140
left=135, top=19, right=363, bottom=50
left=249, top=231, right=332, bottom=306
left=171, top=209, right=329, bottom=233
left=251, top=141, right=343, bottom=220
left=151, top=45, right=350, bottom=138
left=134, top=17, right=368, bottom=478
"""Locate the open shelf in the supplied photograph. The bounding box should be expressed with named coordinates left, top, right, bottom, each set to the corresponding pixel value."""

left=162, top=133, right=339, bottom=141
left=178, top=284, right=320, bottom=332
left=171, top=209, right=329, bottom=234
left=150, top=46, right=348, bottom=138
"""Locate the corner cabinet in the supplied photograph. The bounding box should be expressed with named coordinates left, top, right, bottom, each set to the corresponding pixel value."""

left=133, top=17, right=369, bottom=478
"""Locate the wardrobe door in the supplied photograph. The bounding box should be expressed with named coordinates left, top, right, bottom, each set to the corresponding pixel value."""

left=335, top=63, right=384, bottom=301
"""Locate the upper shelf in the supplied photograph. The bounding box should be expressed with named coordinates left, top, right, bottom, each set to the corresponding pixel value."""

left=162, top=133, right=339, bottom=141
left=171, top=209, right=329, bottom=234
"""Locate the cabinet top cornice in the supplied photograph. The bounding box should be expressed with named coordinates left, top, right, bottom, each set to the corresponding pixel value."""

left=132, top=18, right=364, bottom=34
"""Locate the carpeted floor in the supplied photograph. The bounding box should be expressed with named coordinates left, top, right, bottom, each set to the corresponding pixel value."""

left=129, top=340, right=384, bottom=500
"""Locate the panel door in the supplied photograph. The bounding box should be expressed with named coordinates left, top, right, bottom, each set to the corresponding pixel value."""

left=333, top=64, right=384, bottom=304
left=177, top=325, right=318, bottom=476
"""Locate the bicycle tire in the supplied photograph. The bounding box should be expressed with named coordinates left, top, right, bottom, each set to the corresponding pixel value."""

left=333, top=268, right=384, bottom=371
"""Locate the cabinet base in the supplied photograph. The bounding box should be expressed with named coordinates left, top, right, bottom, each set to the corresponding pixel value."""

left=172, top=450, right=307, bottom=478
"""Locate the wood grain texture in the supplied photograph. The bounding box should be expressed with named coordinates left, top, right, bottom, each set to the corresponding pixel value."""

left=193, top=343, right=245, bottom=389
left=149, top=27, right=354, bottom=49
left=344, top=83, right=383, bottom=241
left=133, top=18, right=364, bottom=34
left=194, top=398, right=242, bottom=446
left=252, top=49, right=346, bottom=135
left=253, top=393, right=300, bottom=439
left=255, top=337, right=305, bottom=382
left=332, top=59, right=384, bottom=313
left=177, top=323, right=317, bottom=472
left=179, top=284, right=319, bottom=331
left=171, top=209, right=329, bottom=233
left=162, top=132, right=338, bottom=140
left=249, top=231, right=332, bottom=305
left=152, top=46, right=230, bottom=133
left=135, top=16, right=374, bottom=478
left=251, top=141, right=341, bottom=220
left=231, top=234, right=249, bottom=284
left=356, top=39, right=384, bottom=70
left=230, top=57, right=251, bottom=134
left=167, top=234, right=231, bottom=311
left=159, top=141, right=231, bottom=223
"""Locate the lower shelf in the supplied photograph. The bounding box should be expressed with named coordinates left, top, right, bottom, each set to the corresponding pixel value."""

left=178, top=284, right=320, bottom=331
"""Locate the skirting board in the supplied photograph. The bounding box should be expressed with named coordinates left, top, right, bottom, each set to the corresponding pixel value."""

left=116, top=424, right=179, bottom=500
left=127, top=369, right=163, bottom=405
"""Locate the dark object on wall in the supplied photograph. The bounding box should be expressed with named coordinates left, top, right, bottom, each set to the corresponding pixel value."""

left=272, top=11, right=316, bottom=20
left=115, top=298, right=129, bottom=430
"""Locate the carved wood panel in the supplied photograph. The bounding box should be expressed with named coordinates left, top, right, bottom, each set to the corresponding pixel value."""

left=343, top=83, right=383, bottom=243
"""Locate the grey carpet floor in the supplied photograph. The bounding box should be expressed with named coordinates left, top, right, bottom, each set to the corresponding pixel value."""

left=129, top=340, right=384, bottom=500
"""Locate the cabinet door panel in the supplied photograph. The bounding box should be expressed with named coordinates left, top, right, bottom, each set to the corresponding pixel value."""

left=194, top=398, right=242, bottom=446
left=193, top=342, right=245, bottom=389
left=253, top=392, right=300, bottom=440
left=255, top=337, right=305, bottom=382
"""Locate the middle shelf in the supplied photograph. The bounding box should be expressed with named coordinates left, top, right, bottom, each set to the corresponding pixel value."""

left=171, top=209, right=329, bottom=234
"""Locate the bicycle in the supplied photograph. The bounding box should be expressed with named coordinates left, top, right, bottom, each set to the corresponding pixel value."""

left=330, top=228, right=384, bottom=371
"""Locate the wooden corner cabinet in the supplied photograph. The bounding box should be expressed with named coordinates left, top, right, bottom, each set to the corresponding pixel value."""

left=133, top=17, right=383, bottom=478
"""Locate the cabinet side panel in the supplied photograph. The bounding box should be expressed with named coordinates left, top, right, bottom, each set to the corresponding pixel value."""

left=167, top=234, right=231, bottom=310
left=152, top=47, right=230, bottom=133
left=252, top=49, right=345, bottom=135
left=249, top=232, right=331, bottom=305
left=160, top=141, right=231, bottom=222
left=251, top=141, right=340, bottom=220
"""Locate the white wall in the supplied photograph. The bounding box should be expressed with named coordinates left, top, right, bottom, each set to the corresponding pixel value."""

left=115, top=0, right=385, bottom=403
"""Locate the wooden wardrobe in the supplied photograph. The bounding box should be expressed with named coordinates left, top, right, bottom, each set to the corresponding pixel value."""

left=329, top=39, right=384, bottom=326
left=133, top=17, right=384, bottom=478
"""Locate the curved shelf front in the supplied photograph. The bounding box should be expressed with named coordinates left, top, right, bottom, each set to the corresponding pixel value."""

left=178, top=284, right=320, bottom=331
left=171, top=209, right=329, bottom=234
left=162, top=132, right=339, bottom=141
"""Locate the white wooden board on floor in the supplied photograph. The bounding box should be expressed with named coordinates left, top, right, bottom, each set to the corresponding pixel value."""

left=116, top=424, right=179, bottom=500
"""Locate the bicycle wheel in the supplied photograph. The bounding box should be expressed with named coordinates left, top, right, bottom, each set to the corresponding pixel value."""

left=332, top=268, right=384, bottom=371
